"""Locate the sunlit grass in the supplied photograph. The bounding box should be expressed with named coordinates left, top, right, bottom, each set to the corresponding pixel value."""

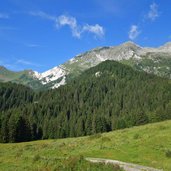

left=0, top=120, right=171, bottom=170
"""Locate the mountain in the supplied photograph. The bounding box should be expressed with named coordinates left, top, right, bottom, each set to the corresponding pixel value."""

left=59, top=41, right=171, bottom=83
left=1, top=41, right=171, bottom=89
left=1, top=61, right=171, bottom=142
left=0, top=66, right=43, bottom=90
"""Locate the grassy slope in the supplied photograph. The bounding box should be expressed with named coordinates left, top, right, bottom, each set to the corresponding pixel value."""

left=0, top=120, right=171, bottom=171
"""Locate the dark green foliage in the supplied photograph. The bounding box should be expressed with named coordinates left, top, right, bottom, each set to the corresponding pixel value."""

left=0, top=82, right=35, bottom=111
left=1, top=60, right=171, bottom=142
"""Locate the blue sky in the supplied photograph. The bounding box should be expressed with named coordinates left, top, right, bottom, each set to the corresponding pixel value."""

left=0, top=0, right=171, bottom=72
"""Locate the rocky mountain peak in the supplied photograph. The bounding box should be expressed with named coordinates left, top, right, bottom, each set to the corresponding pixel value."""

left=120, top=41, right=140, bottom=48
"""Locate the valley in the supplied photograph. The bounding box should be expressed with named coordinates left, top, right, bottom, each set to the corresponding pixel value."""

left=1, top=1, right=171, bottom=170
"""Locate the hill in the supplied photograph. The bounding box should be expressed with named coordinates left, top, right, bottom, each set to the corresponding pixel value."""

left=1, top=61, right=171, bottom=142
left=0, top=66, right=43, bottom=90
left=0, top=120, right=171, bottom=170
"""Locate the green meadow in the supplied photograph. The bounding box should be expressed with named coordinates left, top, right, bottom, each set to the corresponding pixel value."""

left=1, top=120, right=171, bottom=171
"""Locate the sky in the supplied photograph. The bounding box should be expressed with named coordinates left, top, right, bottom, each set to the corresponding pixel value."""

left=0, top=0, right=171, bottom=72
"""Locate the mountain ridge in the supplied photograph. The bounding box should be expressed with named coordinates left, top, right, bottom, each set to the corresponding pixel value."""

left=1, top=41, right=171, bottom=89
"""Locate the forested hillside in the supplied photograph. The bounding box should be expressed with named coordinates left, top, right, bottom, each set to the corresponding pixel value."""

left=1, top=60, right=171, bottom=142
left=0, top=82, right=36, bottom=111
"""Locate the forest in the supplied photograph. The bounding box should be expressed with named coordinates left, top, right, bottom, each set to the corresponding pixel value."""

left=1, top=60, right=171, bottom=142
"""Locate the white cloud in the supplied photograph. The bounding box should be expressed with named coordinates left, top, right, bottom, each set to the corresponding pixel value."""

left=0, top=13, right=9, bottom=19
left=147, top=2, right=159, bottom=21
left=56, top=15, right=81, bottom=38
left=128, top=25, right=141, bottom=40
left=29, top=11, right=105, bottom=39
left=56, top=15, right=104, bottom=38
left=83, top=24, right=104, bottom=37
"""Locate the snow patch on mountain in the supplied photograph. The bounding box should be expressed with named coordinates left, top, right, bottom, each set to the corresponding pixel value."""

left=52, top=76, right=66, bottom=89
left=33, top=66, right=68, bottom=85
left=31, top=71, right=40, bottom=79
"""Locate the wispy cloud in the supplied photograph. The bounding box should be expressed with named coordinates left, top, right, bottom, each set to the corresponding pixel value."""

left=128, top=25, right=141, bottom=40
left=128, top=2, right=159, bottom=41
left=82, top=24, right=104, bottom=38
left=0, top=13, right=9, bottom=19
left=29, top=11, right=105, bottom=39
left=16, top=59, right=42, bottom=67
left=147, top=2, right=159, bottom=21
left=0, top=59, right=18, bottom=70
left=0, top=58, right=43, bottom=71
left=29, top=11, right=55, bottom=20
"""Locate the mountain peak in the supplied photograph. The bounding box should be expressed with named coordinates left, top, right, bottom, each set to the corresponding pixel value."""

left=121, top=41, right=138, bottom=46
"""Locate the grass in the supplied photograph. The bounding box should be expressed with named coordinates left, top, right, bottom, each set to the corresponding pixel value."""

left=1, top=120, right=171, bottom=170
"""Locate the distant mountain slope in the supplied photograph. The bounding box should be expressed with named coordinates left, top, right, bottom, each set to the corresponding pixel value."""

left=0, top=66, right=43, bottom=90
left=1, top=61, right=171, bottom=142
left=1, top=41, right=171, bottom=89
left=60, top=41, right=171, bottom=81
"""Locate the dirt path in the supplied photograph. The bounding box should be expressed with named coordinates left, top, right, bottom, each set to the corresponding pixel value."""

left=85, top=157, right=163, bottom=171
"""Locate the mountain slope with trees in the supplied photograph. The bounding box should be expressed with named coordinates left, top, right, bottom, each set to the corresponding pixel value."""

left=1, top=60, right=171, bottom=142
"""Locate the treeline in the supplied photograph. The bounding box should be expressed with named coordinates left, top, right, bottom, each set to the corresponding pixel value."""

left=1, top=60, right=171, bottom=142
